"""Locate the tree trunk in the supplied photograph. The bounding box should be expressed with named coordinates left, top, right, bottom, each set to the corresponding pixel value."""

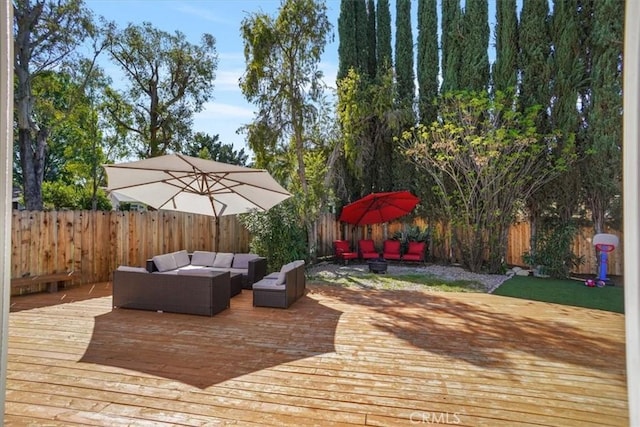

left=18, top=127, right=46, bottom=211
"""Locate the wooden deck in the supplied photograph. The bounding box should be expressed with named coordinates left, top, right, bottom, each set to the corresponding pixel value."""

left=5, top=282, right=628, bottom=426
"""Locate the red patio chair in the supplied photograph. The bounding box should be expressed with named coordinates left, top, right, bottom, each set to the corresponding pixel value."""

left=333, top=240, right=358, bottom=265
left=403, top=241, right=425, bottom=262
left=358, top=239, right=379, bottom=260
left=382, top=239, right=402, bottom=261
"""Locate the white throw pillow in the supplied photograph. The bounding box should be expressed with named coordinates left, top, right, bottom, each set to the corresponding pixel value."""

left=152, top=254, right=178, bottom=272
left=191, top=251, right=216, bottom=266
left=172, top=250, right=191, bottom=268
left=212, top=252, right=234, bottom=268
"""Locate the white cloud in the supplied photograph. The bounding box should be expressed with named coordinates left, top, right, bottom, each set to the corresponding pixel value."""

left=197, top=102, right=254, bottom=119
left=214, top=69, right=244, bottom=92
left=172, top=4, right=230, bottom=25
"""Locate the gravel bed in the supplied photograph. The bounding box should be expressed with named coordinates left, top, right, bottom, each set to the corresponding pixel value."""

left=306, top=261, right=513, bottom=293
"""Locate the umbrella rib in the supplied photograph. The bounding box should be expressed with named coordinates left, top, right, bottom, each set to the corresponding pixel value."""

left=105, top=154, right=292, bottom=217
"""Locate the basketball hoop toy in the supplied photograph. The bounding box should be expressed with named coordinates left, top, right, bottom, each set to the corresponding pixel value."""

left=587, top=233, right=618, bottom=287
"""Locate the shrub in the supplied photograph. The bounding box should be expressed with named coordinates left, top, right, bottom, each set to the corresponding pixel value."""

left=238, top=199, right=307, bottom=272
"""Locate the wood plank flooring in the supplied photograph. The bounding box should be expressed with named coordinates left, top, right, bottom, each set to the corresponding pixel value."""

left=5, top=281, right=628, bottom=426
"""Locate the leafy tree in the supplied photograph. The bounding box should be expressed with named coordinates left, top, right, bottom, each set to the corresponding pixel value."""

left=492, top=0, right=518, bottom=92
left=336, top=67, right=395, bottom=198
left=13, top=0, right=93, bottom=210
left=583, top=0, right=623, bottom=233
left=460, top=0, right=489, bottom=91
left=105, top=22, right=217, bottom=158
left=417, top=0, right=439, bottom=125
left=402, top=91, right=574, bottom=273
left=180, top=132, right=248, bottom=166
left=42, top=181, right=111, bottom=210
left=240, top=0, right=332, bottom=259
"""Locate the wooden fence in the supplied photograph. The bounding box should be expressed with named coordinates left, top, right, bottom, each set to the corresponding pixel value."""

left=10, top=210, right=250, bottom=289
left=10, top=210, right=623, bottom=293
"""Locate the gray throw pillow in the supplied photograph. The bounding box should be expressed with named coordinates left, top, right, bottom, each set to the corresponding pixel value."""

left=191, top=251, right=216, bottom=266
left=152, top=253, right=178, bottom=272
left=212, top=252, right=234, bottom=268
left=231, top=253, right=259, bottom=269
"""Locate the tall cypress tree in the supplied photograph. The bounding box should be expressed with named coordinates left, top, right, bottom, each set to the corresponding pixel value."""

left=376, top=0, right=392, bottom=75
left=548, top=0, right=583, bottom=226
left=519, top=0, right=551, bottom=126
left=441, top=0, right=463, bottom=92
left=354, top=0, right=369, bottom=77
left=395, top=0, right=415, bottom=111
left=337, top=0, right=369, bottom=81
left=519, top=0, right=552, bottom=258
left=337, top=1, right=357, bottom=81
left=492, top=0, right=518, bottom=92
left=417, top=0, right=439, bottom=124
left=550, top=0, right=583, bottom=137
left=584, top=0, right=623, bottom=233
left=460, top=0, right=489, bottom=91
left=366, top=0, right=377, bottom=80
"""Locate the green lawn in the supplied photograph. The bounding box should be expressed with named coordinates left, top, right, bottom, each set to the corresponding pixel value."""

left=493, top=275, right=624, bottom=313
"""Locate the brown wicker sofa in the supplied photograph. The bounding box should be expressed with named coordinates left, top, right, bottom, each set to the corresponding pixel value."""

left=145, top=250, right=267, bottom=289
left=112, top=267, right=231, bottom=316
left=252, top=260, right=305, bottom=309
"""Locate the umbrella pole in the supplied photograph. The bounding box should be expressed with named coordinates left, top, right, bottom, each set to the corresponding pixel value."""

left=214, top=217, right=220, bottom=252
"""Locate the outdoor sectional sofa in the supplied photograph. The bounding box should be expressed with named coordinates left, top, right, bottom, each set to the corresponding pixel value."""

left=252, top=260, right=306, bottom=309
left=112, top=267, right=231, bottom=316
left=145, top=250, right=267, bottom=289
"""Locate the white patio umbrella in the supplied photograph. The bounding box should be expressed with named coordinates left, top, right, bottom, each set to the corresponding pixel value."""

left=103, top=154, right=291, bottom=249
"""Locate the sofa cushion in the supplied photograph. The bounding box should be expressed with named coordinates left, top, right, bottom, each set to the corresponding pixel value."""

left=212, top=252, right=234, bottom=268
left=116, top=265, right=148, bottom=273
left=275, top=261, right=296, bottom=285
left=172, top=250, right=191, bottom=268
left=231, top=253, right=259, bottom=269
left=191, top=251, right=216, bottom=266
left=177, top=269, right=219, bottom=277
left=253, top=278, right=286, bottom=290
left=152, top=253, right=178, bottom=272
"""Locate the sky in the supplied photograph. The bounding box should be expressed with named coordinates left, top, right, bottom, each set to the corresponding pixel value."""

left=85, top=0, right=343, bottom=156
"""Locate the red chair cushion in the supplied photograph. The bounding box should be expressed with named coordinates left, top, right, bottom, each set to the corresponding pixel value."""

left=382, top=240, right=402, bottom=260
left=359, top=239, right=375, bottom=253
left=334, top=240, right=350, bottom=253
left=407, top=241, right=425, bottom=255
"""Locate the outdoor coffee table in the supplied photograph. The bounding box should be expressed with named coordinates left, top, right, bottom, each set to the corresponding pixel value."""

left=367, top=259, right=388, bottom=274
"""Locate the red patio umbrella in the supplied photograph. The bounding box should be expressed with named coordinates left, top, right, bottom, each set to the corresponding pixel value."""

left=339, top=191, right=420, bottom=225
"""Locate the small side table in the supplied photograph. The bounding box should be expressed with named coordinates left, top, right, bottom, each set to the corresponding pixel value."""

left=368, top=259, right=388, bottom=274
